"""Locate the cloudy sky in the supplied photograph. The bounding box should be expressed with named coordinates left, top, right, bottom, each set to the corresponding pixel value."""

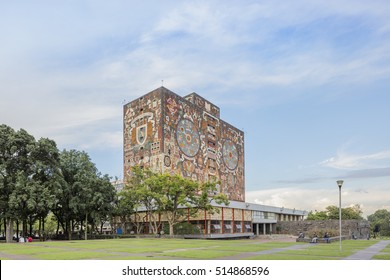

left=1, top=0, right=389, bottom=217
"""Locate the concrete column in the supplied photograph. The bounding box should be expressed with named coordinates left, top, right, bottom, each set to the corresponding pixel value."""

left=263, top=223, right=266, bottom=235
left=256, top=223, right=259, bottom=235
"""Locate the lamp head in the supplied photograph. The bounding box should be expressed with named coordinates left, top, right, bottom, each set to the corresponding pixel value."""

left=337, top=180, right=344, bottom=188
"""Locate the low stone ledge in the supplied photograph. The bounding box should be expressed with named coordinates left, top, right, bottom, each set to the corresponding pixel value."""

left=296, top=236, right=349, bottom=243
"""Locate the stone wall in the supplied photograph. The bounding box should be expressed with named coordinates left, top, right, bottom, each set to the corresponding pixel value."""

left=277, top=220, right=370, bottom=238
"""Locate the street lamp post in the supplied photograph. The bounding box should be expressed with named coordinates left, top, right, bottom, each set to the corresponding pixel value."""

left=337, top=180, right=344, bottom=252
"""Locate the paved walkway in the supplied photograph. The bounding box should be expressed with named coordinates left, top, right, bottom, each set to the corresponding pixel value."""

left=343, top=240, right=390, bottom=260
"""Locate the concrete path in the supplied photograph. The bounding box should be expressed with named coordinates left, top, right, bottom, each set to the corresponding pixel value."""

left=343, top=240, right=390, bottom=260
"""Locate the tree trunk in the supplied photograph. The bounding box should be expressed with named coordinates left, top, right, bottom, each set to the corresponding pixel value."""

left=38, top=217, right=42, bottom=241
left=16, top=220, right=19, bottom=240
left=56, top=219, right=60, bottom=235
left=169, top=223, right=174, bottom=236
left=67, top=220, right=71, bottom=240
left=6, top=218, right=14, bottom=243
left=29, top=215, right=33, bottom=236
left=85, top=213, right=87, bottom=240
left=22, top=219, right=27, bottom=238
left=42, top=217, right=45, bottom=241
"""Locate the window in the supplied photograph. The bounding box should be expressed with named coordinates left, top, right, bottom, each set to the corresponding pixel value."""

left=244, top=223, right=252, bottom=233
left=210, top=221, right=221, bottom=233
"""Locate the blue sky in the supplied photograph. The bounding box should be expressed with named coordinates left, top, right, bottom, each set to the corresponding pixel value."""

left=1, top=0, right=389, bottom=217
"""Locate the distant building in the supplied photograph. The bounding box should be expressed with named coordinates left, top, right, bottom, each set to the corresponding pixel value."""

left=111, top=179, right=124, bottom=192
left=121, top=87, right=304, bottom=237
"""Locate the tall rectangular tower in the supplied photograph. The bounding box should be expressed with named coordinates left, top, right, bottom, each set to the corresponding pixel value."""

left=123, top=87, right=245, bottom=201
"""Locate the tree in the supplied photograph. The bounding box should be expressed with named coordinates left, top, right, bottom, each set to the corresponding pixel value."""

left=87, top=174, right=116, bottom=235
left=1, top=125, right=115, bottom=242
left=306, top=204, right=364, bottom=220
left=306, top=210, right=328, bottom=220
left=53, top=149, right=115, bottom=240
left=0, top=125, right=36, bottom=242
left=368, top=209, right=390, bottom=236
left=112, top=189, right=141, bottom=234
left=127, top=166, right=163, bottom=235
left=26, top=138, right=60, bottom=240
left=125, top=166, right=229, bottom=236
left=147, top=172, right=199, bottom=236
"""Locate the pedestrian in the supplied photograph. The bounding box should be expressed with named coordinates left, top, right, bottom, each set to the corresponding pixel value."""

left=311, top=232, right=318, bottom=243
left=323, top=232, right=330, bottom=243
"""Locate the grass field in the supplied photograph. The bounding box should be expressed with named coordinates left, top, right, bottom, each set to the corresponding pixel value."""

left=0, top=237, right=389, bottom=260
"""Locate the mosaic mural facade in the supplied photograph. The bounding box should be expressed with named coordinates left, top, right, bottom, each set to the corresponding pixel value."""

left=123, top=87, right=245, bottom=201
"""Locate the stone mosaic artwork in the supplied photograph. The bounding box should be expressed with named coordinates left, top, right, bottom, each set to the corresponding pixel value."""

left=124, top=87, right=245, bottom=201
left=222, top=139, right=239, bottom=170
left=176, top=118, right=201, bottom=157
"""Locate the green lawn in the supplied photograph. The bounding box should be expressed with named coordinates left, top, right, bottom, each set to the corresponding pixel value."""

left=0, top=238, right=385, bottom=260
left=372, top=242, right=390, bottom=260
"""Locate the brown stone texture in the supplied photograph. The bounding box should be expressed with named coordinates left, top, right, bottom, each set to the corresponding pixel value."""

left=124, top=87, right=245, bottom=202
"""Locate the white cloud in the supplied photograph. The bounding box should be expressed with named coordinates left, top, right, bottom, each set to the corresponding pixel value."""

left=320, top=150, right=390, bottom=170
left=1, top=0, right=390, bottom=192
left=246, top=184, right=390, bottom=217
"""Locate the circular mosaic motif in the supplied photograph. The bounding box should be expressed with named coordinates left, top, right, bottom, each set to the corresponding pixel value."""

left=176, top=119, right=200, bottom=157
left=222, top=139, right=238, bottom=170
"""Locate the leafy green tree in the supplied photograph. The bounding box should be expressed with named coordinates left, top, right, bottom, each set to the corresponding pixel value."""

left=146, top=172, right=199, bottom=236
left=112, top=189, right=141, bottom=234
left=306, top=210, right=328, bottom=220
left=0, top=125, right=36, bottom=242
left=51, top=150, right=79, bottom=239
left=125, top=166, right=229, bottom=236
left=127, top=166, right=163, bottom=234
left=88, top=174, right=116, bottom=235
left=28, top=138, right=61, bottom=240
left=306, top=204, right=364, bottom=220
left=368, top=209, right=390, bottom=236
left=53, top=149, right=115, bottom=240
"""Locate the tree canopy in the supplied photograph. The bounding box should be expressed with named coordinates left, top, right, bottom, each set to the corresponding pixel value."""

left=367, top=209, right=390, bottom=236
left=124, top=166, right=229, bottom=236
left=306, top=204, right=364, bottom=220
left=1, top=124, right=115, bottom=242
left=1, top=124, right=231, bottom=241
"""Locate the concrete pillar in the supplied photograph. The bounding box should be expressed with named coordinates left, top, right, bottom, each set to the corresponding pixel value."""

left=263, top=223, right=266, bottom=235
left=256, top=223, right=259, bottom=235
